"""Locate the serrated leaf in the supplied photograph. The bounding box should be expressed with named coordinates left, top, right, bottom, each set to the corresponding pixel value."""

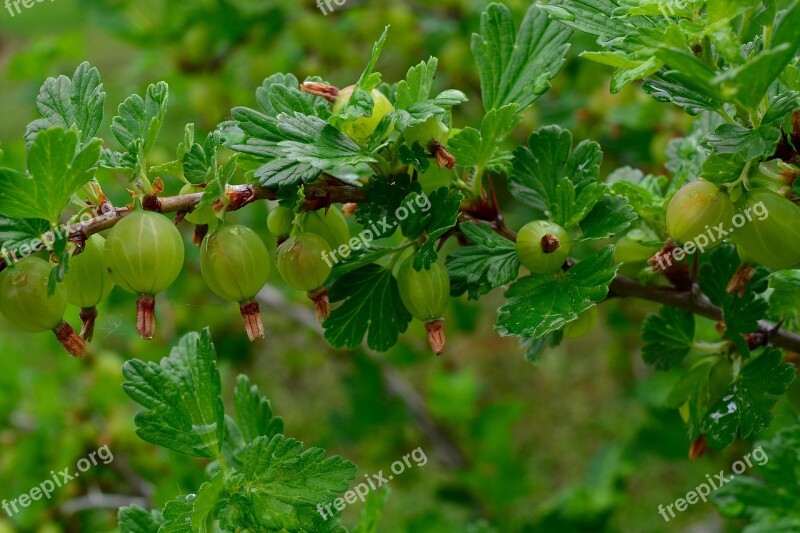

left=768, top=270, right=800, bottom=317
left=702, top=348, right=795, bottom=450
left=706, top=124, right=782, bottom=161
left=643, top=71, right=723, bottom=115
left=395, top=57, right=438, bottom=109
left=191, top=472, right=226, bottom=532
left=324, top=264, right=412, bottom=351
left=0, top=128, right=102, bottom=223
left=278, top=113, right=377, bottom=171
left=25, top=61, right=105, bottom=148
left=510, top=125, right=604, bottom=227
left=579, top=194, right=637, bottom=240
left=641, top=306, right=696, bottom=370
left=160, top=495, right=194, bottom=533
left=118, top=506, right=164, bottom=533
left=446, top=221, right=520, bottom=299
left=233, top=374, right=284, bottom=444
left=122, top=329, right=225, bottom=459
left=0, top=216, right=49, bottom=255
left=496, top=246, right=619, bottom=338
left=352, top=488, right=390, bottom=533
left=111, top=81, right=169, bottom=155
left=472, top=3, right=571, bottom=112
left=357, top=174, right=421, bottom=240
left=449, top=104, right=519, bottom=174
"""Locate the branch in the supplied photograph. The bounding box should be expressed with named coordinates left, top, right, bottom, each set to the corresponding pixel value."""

left=609, top=274, right=800, bottom=353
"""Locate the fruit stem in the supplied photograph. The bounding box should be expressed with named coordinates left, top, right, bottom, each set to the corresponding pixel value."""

left=53, top=321, right=87, bottom=358
left=425, top=319, right=447, bottom=356
left=136, top=295, right=157, bottom=340
left=193, top=224, right=209, bottom=247
left=79, top=307, right=98, bottom=342
left=239, top=300, right=265, bottom=341
left=308, top=288, right=330, bottom=323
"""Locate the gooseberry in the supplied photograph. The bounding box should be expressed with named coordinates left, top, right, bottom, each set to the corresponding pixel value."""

left=276, top=233, right=332, bottom=321
left=404, top=116, right=449, bottom=151
left=267, top=205, right=295, bottom=241
left=732, top=188, right=800, bottom=269
left=105, top=210, right=185, bottom=339
left=0, top=257, right=85, bottom=357
left=201, top=224, right=271, bottom=341
left=332, top=85, right=394, bottom=145
left=666, top=179, right=734, bottom=247
left=562, top=306, right=599, bottom=339
left=300, top=207, right=350, bottom=250
left=516, top=221, right=571, bottom=274
left=64, top=235, right=115, bottom=341
left=396, top=256, right=450, bottom=355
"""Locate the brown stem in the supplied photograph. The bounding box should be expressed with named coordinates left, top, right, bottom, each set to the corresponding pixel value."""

left=53, top=321, right=87, bottom=358
left=136, top=295, right=156, bottom=340
left=79, top=307, right=98, bottom=342
left=193, top=224, right=209, bottom=247
left=240, top=300, right=265, bottom=341
left=425, top=320, right=447, bottom=356
left=308, top=288, right=330, bottom=323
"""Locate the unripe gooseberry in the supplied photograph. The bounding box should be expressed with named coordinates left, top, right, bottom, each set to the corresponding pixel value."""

left=179, top=184, right=215, bottom=226
left=332, top=85, right=394, bottom=145
left=276, top=233, right=333, bottom=322
left=64, top=235, right=115, bottom=341
left=267, top=206, right=295, bottom=240
left=300, top=208, right=350, bottom=250
left=0, top=257, right=85, bottom=357
left=396, top=256, right=450, bottom=355
left=732, top=188, right=800, bottom=270
left=201, top=224, right=271, bottom=341
left=404, top=116, right=449, bottom=151
left=666, top=179, right=734, bottom=247
left=562, top=306, right=599, bottom=339
left=613, top=228, right=661, bottom=264
left=516, top=220, right=571, bottom=274
left=104, top=210, right=185, bottom=339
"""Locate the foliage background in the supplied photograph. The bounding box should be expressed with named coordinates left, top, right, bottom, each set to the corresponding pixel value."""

left=0, top=0, right=795, bottom=531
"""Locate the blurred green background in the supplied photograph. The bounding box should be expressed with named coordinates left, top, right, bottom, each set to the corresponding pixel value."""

left=0, top=1, right=794, bottom=531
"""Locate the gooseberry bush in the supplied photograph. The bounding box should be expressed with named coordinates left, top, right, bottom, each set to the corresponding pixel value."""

left=1, top=0, right=800, bottom=530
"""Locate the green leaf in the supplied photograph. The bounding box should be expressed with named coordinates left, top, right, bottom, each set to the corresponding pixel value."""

left=118, top=506, right=164, bottom=533
left=712, top=1, right=800, bottom=111
left=0, top=216, right=49, bottom=256
left=510, top=125, right=605, bottom=227
left=579, top=194, right=637, bottom=240
left=699, top=246, right=769, bottom=357
left=472, top=3, right=572, bottom=112
left=182, top=130, right=218, bottom=185
left=278, top=113, right=377, bottom=171
left=399, top=187, right=463, bottom=269
left=236, top=434, right=356, bottom=529
left=233, top=374, right=284, bottom=444
left=713, top=425, right=800, bottom=526
left=446, top=221, right=520, bottom=300
left=122, top=329, right=225, bottom=458
left=448, top=104, right=519, bottom=174
left=25, top=62, right=105, bottom=148
left=356, top=174, right=421, bottom=240
left=111, top=81, right=169, bottom=155
left=160, top=495, right=194, bottom=533
left=0, top=128, right=102, bottom=223
left=324, top=264, right=412, bottom=352
left=496, top=246, right=619, bottom=338
left=352, top=488, right=391, bottom=533
left=768, top=270, right=800, bottom=318
left=641, top=306, right=696, bottom=370
left=643, top=71, right=724, bottom=115
left=702, top=348, right=795, bottom=450
left=395, top=57, right=438, bottom=109
left=191, top=472, right=226, bottom=532
left=705, top=124, right=782, bottom=160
